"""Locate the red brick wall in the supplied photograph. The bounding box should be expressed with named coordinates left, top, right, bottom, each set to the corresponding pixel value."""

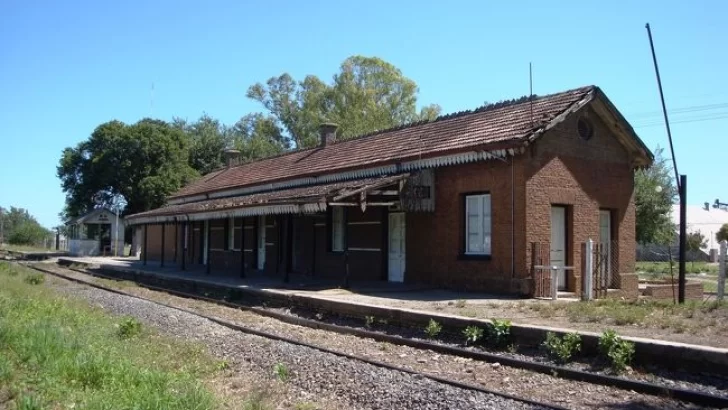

left=524, top=106, right=636, bottom=295
left=407, top=156, right=527, bottom=293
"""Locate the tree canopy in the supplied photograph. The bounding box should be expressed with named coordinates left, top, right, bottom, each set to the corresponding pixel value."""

left=57, top=119, right=198, bottom=220
left=717, top=224, right=728, bottom=244
left=247, top=55, right=441, bottom=148
left=635, top=147, right=677, bottom=245
left=686, top=231, right=707, bottom=253
left=0, top=206, right=52, bottom=246
left=58, top=56, right=439, bottom=221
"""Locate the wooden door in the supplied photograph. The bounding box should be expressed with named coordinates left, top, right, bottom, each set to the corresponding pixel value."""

left=550, top=206, right=567, bottom=290
left=388, top=213, right=406, bottom=282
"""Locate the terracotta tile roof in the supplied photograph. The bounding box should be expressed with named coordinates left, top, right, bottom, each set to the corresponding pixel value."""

left=171, top=86, right=596, bottom=199
left=127, top=174, right=407, bottom=222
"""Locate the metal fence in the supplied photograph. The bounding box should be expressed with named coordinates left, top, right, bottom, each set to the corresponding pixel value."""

left=582, top=240, right=619, bottom=299
left=718, top=240, right=727, bottom=301
left=530, top=240, right=618, bottom=300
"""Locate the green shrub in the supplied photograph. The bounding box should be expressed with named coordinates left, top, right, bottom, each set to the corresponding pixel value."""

left=454, top=299, right=467, bottom=308
left=424, top=319, right=442, bottom=339
left=24, top=273, right=45, bottom=285
left=216, top=360, right=230, bottom=371
left=364, top=315, right=375, bottom=328
left=543, top=332, right=581, bottom=363
left=243, top=389, right=273, bottom=410
left=487, top=319, right=512, bottom=348
left=598, top=329, right=635, bottom=373
left=462, top=326, right=484, bottom=346
left=16, top=395, right=43, bottom=410
left=117, top=317, right=142, bottom=339
left=273, top=362, right=289, bottom=381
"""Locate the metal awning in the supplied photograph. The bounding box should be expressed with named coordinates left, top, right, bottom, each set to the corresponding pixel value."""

left=125, top=174, right=409, bottom=225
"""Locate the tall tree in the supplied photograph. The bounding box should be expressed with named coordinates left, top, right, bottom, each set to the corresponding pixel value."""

left=229, top=113, right=290, bottom=161
left=247, top=55, right=441, bottom=148
left=57, top=119, right=198, bottom=221
left=173, top=114, right=232, bottom=175
left=717, top=224, right=728, bottom=243
left=0, top=206, right=51, bottom=246
left=635, top=147, right=677, bottom=244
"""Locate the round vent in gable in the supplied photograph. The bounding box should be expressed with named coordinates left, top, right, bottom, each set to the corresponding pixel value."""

left=577, top=117, right=594, bottom=141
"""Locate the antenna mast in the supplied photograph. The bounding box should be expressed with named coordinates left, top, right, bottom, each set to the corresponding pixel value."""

left=150, top=82, right=155, bottom=117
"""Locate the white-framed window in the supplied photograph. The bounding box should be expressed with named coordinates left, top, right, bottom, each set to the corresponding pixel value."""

left=332, top=207, right=345, bottom=252
left=465, top=194, right=492, bottom=255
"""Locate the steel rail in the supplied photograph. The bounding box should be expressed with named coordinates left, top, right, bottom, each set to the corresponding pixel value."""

left=26, top=263, right=566, bottom=410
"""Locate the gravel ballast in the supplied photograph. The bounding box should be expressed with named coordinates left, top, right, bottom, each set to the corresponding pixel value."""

left=54, top=281, right=546, bottom=410
left=39, top=265, right=716, bottom=410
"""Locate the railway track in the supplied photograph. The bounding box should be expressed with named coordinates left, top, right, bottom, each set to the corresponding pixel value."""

left=24, top=262, right=728, bottom=409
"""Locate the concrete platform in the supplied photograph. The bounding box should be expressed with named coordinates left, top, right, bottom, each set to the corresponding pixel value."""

left=55, top=255, right=728, bottom=376
left=0, top=249, right=69, bottom=260
left=57, top=256, right=530, bottom=304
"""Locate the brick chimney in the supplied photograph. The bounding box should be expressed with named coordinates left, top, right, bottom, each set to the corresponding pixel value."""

left=319, top=123, right=338, bottom=147
left=224, top=148, right=241, bottom=167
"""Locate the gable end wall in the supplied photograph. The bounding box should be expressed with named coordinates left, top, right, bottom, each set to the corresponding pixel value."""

left=525, top=104, right=637, bottom=296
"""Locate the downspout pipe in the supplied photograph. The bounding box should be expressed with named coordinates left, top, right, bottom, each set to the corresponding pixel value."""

left=511, top=156, right=515, bottom=281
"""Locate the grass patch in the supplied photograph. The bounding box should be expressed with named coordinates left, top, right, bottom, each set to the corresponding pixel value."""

left=524, top=297, right=728, bottom=335
left=0, top=244, right=58, bottom=254
left=636, top=261, right=718, bottom=276
left=23, top=273, right=45, bottom=285
left=0, top=261, right=220, bottom=409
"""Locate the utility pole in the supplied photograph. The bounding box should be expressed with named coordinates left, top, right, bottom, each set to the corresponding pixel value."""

left=646, top=23, right=687, bottom=303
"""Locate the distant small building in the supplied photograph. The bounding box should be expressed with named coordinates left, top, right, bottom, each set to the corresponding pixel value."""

left=637, top=205, right=728, bottom=262
left=671, top=204, right=728, bottom=251
left=67, top=209, right=125, bottom=256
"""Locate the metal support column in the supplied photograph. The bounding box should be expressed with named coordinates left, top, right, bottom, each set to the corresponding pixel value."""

left=240, top=218, right=246, bottom=278
left=678, top=174, right=687, bottom=304
left=583, top=239, right=594, bottom=301
left=718, top=240, right=727, bottom=301
left=173, top=222, right=178, bottom=266
left=284, top=215, right=292, bottom=283
left=181, top=221, right=187, bottom=271
left=143, top=224, right=148, bottom=266
left=206, top=220, right=211, bottom=275
left=160, top=223, right=166, bottom=268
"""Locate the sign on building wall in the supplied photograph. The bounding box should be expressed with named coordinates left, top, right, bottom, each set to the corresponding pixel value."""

left=401, top=169, right=435, bottom=212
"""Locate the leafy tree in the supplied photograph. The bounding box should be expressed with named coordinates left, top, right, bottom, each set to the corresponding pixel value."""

left=686, top=230, right=707, bottom=267
left=172, top=114, right=231, bottom=175
left=635, top=147, right=677, bottom=244
left=686, top=231, right=707, bottom=252
left=0, top=206, right=51, bottom=246
left=717, top=224, right=728, bottom=244
left=57, top=119, right=198, bottom=221
left=229, top=113, right=289, bottom=161
left=246, top=55, right=441, bottom=148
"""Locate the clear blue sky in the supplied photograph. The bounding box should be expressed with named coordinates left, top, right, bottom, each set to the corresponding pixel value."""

left=1, top=0, right=726, bottom=228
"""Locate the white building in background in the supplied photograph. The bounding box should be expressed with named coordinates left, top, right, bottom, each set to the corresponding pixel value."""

left=671, top=204, right=728, bottom=252
left=66, top=208, right=125, bottom=256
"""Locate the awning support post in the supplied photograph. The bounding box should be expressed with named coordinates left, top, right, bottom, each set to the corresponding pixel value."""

left=160, top=223, right=166, bottom=268
left=143, top=224, right=148, bottom=266
left=240, top=217, right=246, bottom=278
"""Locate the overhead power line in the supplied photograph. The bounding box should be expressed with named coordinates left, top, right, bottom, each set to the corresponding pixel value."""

left=627, top=102, right=728, bottom=120
left=633, top=113, right=728, bottom=128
